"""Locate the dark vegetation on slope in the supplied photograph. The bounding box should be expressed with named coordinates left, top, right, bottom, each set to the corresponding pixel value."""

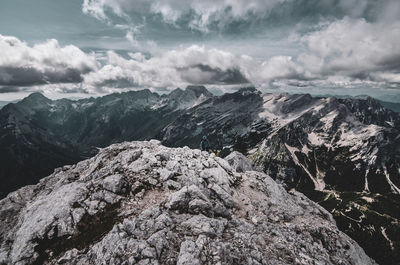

left=308, top=191, right=400, bottom=265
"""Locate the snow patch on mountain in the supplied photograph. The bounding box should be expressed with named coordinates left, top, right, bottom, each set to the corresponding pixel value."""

left=285, top=143, right=326, bottom=191
left=308, top=132, right=326, bottom=146
left=258, top=94, right=323, bottom=131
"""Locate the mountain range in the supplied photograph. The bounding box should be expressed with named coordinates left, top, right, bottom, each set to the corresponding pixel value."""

left=0, top=86, right=212, bottom=198
left=0, top=86, right=399, bottom=264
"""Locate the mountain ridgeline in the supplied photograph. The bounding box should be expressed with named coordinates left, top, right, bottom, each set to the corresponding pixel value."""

left=1, top=86, right=400, bottom=264
left=0, top=86, right=212, bottom=198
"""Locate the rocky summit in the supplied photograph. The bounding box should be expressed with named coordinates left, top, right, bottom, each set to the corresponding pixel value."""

left=0, top=141, right=375, bottom=265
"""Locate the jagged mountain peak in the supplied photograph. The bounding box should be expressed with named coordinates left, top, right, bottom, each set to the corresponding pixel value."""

left=168, top=87, right=184, bottom=95
left=96, top=89, right=160, bottom=108
left=185, top=85, right=213, bottom=96
left=0, top=141, right=376, bottom=265
left=124, top=88, right=157, bottom=98
left=237, top=86, right=260, bottom=95
left=253, top=92, right=400, bottom=192
left=163, top=85, right=213, bottom=110
left=18, top=92, right=52, bottom=107
left=169, top=85, right=212, bottom=98
left=338, top=96, right=400, bottom=129
left=212, top=87, right=261, bottom=105
left=24, top=92, right=49, bottom=101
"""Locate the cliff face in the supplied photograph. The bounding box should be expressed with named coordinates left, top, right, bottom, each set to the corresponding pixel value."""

left=0, top=141, right=375, bottom=265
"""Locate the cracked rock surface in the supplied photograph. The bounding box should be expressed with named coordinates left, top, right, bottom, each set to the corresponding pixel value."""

left=0, top=140, right=376, bottom=265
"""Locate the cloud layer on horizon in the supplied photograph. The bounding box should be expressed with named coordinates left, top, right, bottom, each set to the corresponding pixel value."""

left=0, top=35, right=98, bottom=87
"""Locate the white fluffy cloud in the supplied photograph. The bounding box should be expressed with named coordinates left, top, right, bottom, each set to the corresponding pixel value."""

left=298, top=18, right=400, bottom=83
left=80, top=45, right=318, bottom=93
left=82, top=46, right=250, bottom=92
left=0, top=35, right=99, bottom=87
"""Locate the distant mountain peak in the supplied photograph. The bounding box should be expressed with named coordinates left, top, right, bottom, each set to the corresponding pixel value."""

left=16, top=92, right=52, bottom=111
left=23, top=92, right=50, bottom=102
left=170, top=86, right=212, bottom=98
left=238, top=86, right=258, bottom=93
left=164, top=86, right=213, bottom=110
left=168, top=87, right=184, bottom=98
left=185, top=85, right=212, bottom=96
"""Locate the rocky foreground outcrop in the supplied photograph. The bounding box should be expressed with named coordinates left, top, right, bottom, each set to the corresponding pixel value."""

left=0, top=141, right=376, bottom=265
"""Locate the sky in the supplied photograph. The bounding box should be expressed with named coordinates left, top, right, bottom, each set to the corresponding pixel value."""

left=0, top=0, right=400, bottom=102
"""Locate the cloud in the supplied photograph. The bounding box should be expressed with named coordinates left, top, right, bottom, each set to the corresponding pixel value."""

left=0, top=86, right=27, bottom=93
left=178, top=64, right=248, bottom=85
left=78, top=0, right=400, bottom=93
left=2, top=20, right=399, bottom=98
left=82, top=0, right=400, bottom=33
left=82, top=46, right=251, bottom=92
left=0, top=34, right=302, bottom=93
left=80, top=44, right=321, bottom=94
left=80, top=34, right=400, bottom=93
left=297, top=18, right=400, bottom=83
left=0, top=35, right=99, bottom=87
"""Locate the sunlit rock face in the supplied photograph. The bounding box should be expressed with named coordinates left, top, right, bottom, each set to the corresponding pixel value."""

left=0, top=141, right=376, bottom=265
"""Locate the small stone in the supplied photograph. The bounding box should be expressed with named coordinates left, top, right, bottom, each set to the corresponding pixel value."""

left=142, top=246, right=157, bottom=258
left=103, top=174, right=126, bottom=194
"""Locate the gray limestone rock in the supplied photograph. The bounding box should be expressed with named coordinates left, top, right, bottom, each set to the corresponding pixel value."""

left=103, top=174, right=126, bottom=194
left=225, top=151, right=253, bottom=172
left=0, top=141, right=376, bottom=265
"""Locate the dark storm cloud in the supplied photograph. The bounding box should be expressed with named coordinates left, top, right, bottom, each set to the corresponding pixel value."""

left=376, top=55, right=400, bottom=72
left=178, top=64, right=249, bottom=85
left=0, top=66, right=86, bottom=86
left=0, top=86, right=27, bottom=93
